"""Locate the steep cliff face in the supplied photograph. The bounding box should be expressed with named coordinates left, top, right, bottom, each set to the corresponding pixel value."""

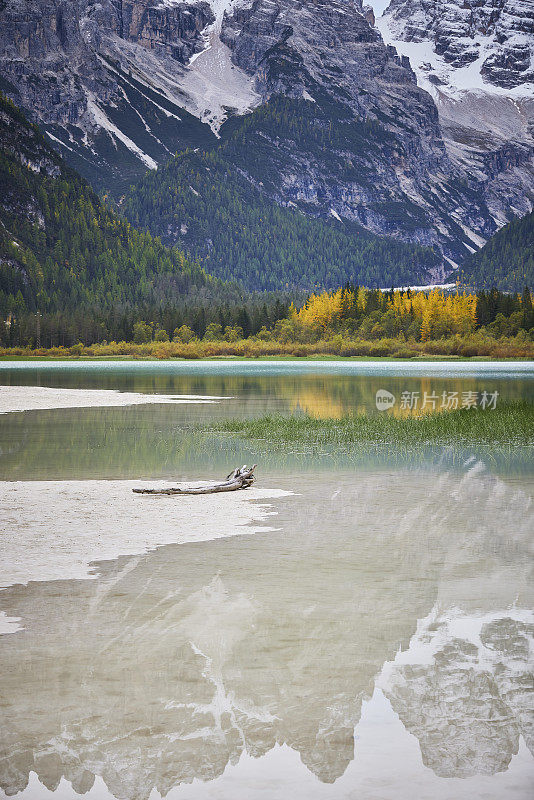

left=214, top=0, right=498, bottom=263
left=382, top=0, right=534, bottom=88
left=0, top=0, right=532, bottom=279
left=105, top=0, right=213, bottom=62
left=0, top=1, right=214, bottom=122
left=0, top=0, right=250, bottom=191
left=378, top=0, right=534, bottom=233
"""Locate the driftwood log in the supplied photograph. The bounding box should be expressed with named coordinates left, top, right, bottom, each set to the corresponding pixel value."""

left=132, top=465, right=257, bottom=495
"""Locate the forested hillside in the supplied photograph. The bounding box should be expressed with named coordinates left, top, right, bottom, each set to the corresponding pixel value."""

left=2, top=90, right=532, bottom=357
left=122, top=143, right=441, bottom=292
left=459, top=211, right=534, bottom=292
left=0, top=93, right=221, bottom=319
left=5, top=0, right=525, bottom=267
left=0, top=94, right=303, bottom=346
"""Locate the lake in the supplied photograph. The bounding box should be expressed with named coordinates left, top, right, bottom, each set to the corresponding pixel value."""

left=0, top=361, right=533, bottom=800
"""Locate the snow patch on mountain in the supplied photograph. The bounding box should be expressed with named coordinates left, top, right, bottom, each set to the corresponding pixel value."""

left=377, top=1, right=534, bottom=235
left=377, top=5, right=533, bottom=102
left=87, top=95, right=158, bottom=170
left=96, top=22, right=258, bottom=136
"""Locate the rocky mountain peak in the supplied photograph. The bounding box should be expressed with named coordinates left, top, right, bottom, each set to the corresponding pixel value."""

left=378, top=0, right=534, bottom=237
left=382, top=0, right=534, bottom=89
left=0, top=0, right=533, bottom=279
left=220, top=0, right=416, bottom=103
left=0, top=0, right=259, bottom=188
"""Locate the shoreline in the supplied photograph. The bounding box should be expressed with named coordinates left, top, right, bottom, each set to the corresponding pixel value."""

left=1, top=328, right=533, bottom=363
left=0, top=480, right=291, bottom=592
left=0, top=385, right=228, bottom=414
left=1, top=355, right=534, bottom=363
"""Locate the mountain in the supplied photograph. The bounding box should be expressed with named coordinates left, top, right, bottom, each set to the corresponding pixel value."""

left=1, top=0, right=533, bottom=283
left=380, top=0, right=533, bottom=89
left=378, top=1, right=534, bottom=231
left=459, top=210, right=534, bottom=291
left=121, top=140, right=440, bottom=291
left=0, top=0, right=269, bottom=193
left=0, top=92, right=218, bottom=317
left=0, top=0, right=225, bottom=193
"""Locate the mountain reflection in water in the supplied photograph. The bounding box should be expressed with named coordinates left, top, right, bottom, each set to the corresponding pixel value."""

left=0, top=467, right=532, bottom=799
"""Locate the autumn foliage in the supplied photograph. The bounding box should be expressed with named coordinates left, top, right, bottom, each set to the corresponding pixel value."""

left=2, top=287, right=533, bottom=360
left=293, top=287, right=478, bottom=340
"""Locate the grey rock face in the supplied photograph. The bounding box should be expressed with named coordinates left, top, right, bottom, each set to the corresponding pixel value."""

left=1, top=0, right=212, bottom=122
left=222, top=0, right=415, bottom=97
left=104, top=0, right=214, bottom=63
left=384, top=0, right=534, bottom=88
left=0, top=1, right=220, bottom=190
left=380, top=0, right=534, bottom=255
left=2, top=1, right=105, bottom=126
left=0, top=0, right=532, bottom=274
left=217, top=0, right=498, bottom=262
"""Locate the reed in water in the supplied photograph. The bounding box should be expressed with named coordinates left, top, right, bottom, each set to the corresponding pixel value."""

left=204, top=401, right=534, bottom=447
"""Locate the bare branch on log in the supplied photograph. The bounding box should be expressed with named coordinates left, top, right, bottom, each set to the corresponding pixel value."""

left=133, top=465, right=257, bottom=496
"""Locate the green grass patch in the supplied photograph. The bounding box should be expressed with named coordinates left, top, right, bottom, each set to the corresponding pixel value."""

left=204, top=401, right=534, bottom=447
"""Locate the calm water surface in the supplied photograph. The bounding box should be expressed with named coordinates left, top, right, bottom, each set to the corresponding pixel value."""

left=0, top=362, right=533, bottom=799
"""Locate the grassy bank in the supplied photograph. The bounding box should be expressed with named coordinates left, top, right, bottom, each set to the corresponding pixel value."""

left=0, top=355, right=526, bottom=362
left=204, top=402, right=534, bottom=447
left=1, top=333, right=533, bottom=360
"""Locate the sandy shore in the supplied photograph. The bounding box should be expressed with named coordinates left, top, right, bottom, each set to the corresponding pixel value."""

left=0, top=385, right=229, bottom=414
left=0, top=480, right=291, bottom=591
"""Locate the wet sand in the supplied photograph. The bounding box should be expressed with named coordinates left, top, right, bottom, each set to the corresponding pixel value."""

left=0, top=385, right=228, bottom=414
left=0, top=480, right=290, bottom=589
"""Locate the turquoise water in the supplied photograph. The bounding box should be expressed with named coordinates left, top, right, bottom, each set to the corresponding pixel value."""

left=0, top=360, right=533, bottom=479
left=0, top=362, right=533, bottom=799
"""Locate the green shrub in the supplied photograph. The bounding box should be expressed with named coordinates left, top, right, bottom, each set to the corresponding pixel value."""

left=69, top=342, right=84, bottom=356
left=204, top=323, right=223, bottom=341
left=393, top=348, right=417, bottom=358
left=224, top=325, right=244, bottom=342
left=133, top=321, right=152, bottom=344
left=173, top=325, right=197, bottom=343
